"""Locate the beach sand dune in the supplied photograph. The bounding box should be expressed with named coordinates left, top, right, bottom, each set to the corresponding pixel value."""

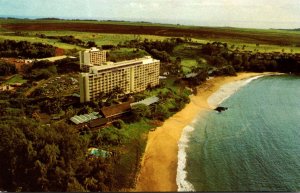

left=133, top=72, right=277, bottom=192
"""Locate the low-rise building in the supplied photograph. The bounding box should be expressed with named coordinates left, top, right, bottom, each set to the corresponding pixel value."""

left=100, top=102, right=132, bottom=119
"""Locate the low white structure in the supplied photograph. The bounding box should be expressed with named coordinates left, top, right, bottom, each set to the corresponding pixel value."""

left=36, top=55, right=75, bottom=62
left=130, top=96, right=159, bottom=107
left=70, top=112, right=101, bottom=125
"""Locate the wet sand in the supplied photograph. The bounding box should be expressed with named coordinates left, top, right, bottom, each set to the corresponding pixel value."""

left=133, top=72, right=277, bottom=192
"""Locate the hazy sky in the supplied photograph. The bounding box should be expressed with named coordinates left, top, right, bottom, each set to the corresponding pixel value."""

left=0, top=0, right=299, bottom=29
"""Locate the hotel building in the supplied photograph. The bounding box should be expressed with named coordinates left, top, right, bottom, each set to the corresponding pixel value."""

left=79, top=56, right=160, bottom=103
left=79, top=47, right=107, bottom=70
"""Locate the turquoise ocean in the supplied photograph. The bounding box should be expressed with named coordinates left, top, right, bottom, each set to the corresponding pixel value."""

left=177, top=75, right=300, bottom=192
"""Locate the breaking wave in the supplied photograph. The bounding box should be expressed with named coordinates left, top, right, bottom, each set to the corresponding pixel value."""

left=207, top=75, right=266, bottom=107
left=176, top=125, right=196, bottom=192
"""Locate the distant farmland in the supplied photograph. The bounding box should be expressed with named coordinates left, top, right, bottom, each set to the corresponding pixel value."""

left=2, top=20, right=300, bottom=46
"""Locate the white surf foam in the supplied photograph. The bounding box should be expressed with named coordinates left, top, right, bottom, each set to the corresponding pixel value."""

left=176, top=125, right=196, bottom=192
left=207, top=75, right=266, bottom=107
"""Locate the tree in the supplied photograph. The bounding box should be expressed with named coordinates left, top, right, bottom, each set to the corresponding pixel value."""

left=31, top=60, right=53, bottom=69
left=40, top=98, right=63, bottom=114
left=65, top=106, right=75, bottom=118
left=86, top=41, right=97, bottom=48
left=175, top=56, right=182, bottom=64
left=190, top=67, right=209, bottom=85
left=112, top=119, right=125, bottom=129
left=79, top=105, right=94, bottom=114
left=232, top=55, right=243, bottom=71
left=131, top=104, right=151, bottom=121
left=106, top=86, right=124, bottom=102
left=150, top=49, right=171, bottom=62
left=0, top=61, right=17, bottom=76
left=212, top=55, right=228, bottom=67
left=54, top=58, right=80, bottom=74
left=0, top=40, right=56, bottom=58
left=151, top=103, right=170, bottom=121
left=0, top=116, right=121, bottom=192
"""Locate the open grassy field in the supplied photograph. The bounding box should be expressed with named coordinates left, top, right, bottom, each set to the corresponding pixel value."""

left=171, top=43, right=208, bottom=74
left=2, top=18, right=300, bottom=46
left=1, top=18, right=300, bottom=54
left=0, top=30, right=169, bottom=50
left=25, top=31, right=169, bottom=45
left=181, top=59, right=198, bottom=74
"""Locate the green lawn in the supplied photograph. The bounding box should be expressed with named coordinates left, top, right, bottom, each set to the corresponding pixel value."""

left=5, top=74, right=27, bottom=84
left=181, top=59, right=198, bottom=74
left=143, top=77, right=182, bottom=97
left=121, top=119, right=153, bottom=139
left=172, top=44, right=208, bottom=74
left=108, top=48, right=149, bottom=62
left=172, top=43, right=202, bottom=59
left=25, top=31, right=169, bottom=46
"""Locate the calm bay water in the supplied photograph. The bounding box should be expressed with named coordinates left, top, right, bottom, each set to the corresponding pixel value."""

left=182, top=75, right=300, bottom=191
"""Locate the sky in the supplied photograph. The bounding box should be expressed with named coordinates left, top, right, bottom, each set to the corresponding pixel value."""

left=0, top=0, right=299, bottom=29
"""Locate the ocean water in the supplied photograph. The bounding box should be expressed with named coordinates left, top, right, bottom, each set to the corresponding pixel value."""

left=177, top=75, right=300, bottom=192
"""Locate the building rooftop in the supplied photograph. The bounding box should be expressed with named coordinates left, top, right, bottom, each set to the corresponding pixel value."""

left=88, top=147, right=111, bottom=158
left=101, top=102, right=131, bottom=118
left=131, top=96, right=159, bottom=107
left=89, top=56, right=159, bottom=74
left=89, top=118, right=108, bottom=128
left=70, top=112, right=101, bottom=125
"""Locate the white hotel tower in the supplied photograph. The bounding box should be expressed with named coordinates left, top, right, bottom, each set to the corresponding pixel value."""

left=79, top=56, right=160, bottom=103
left=79, top=47, right=107, bottom=71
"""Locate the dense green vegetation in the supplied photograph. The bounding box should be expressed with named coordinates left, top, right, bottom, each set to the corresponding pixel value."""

left=0, top=40, right=56, bottom=58
left=22, top=58, right=79, bottom=81
left=0, top=73, right=192, bottom=192
left=0, top=37, right=194, bottom=191
left=198, top=42, right=300, bottom=74
left=0, top=116, right=121, bottom=192
left=0, top=61, right=17, bottom=76
left=120, top=38, right=300, bottom=76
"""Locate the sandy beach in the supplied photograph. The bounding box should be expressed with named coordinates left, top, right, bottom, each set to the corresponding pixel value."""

left=133, top=72, right=278, bottom=192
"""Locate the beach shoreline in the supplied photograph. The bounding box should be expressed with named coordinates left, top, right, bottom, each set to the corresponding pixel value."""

left=132, top=72, right=280, bottom=192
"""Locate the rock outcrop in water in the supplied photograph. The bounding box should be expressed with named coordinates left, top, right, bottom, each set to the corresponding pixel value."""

left=214, top=106, right=228, bottom=112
